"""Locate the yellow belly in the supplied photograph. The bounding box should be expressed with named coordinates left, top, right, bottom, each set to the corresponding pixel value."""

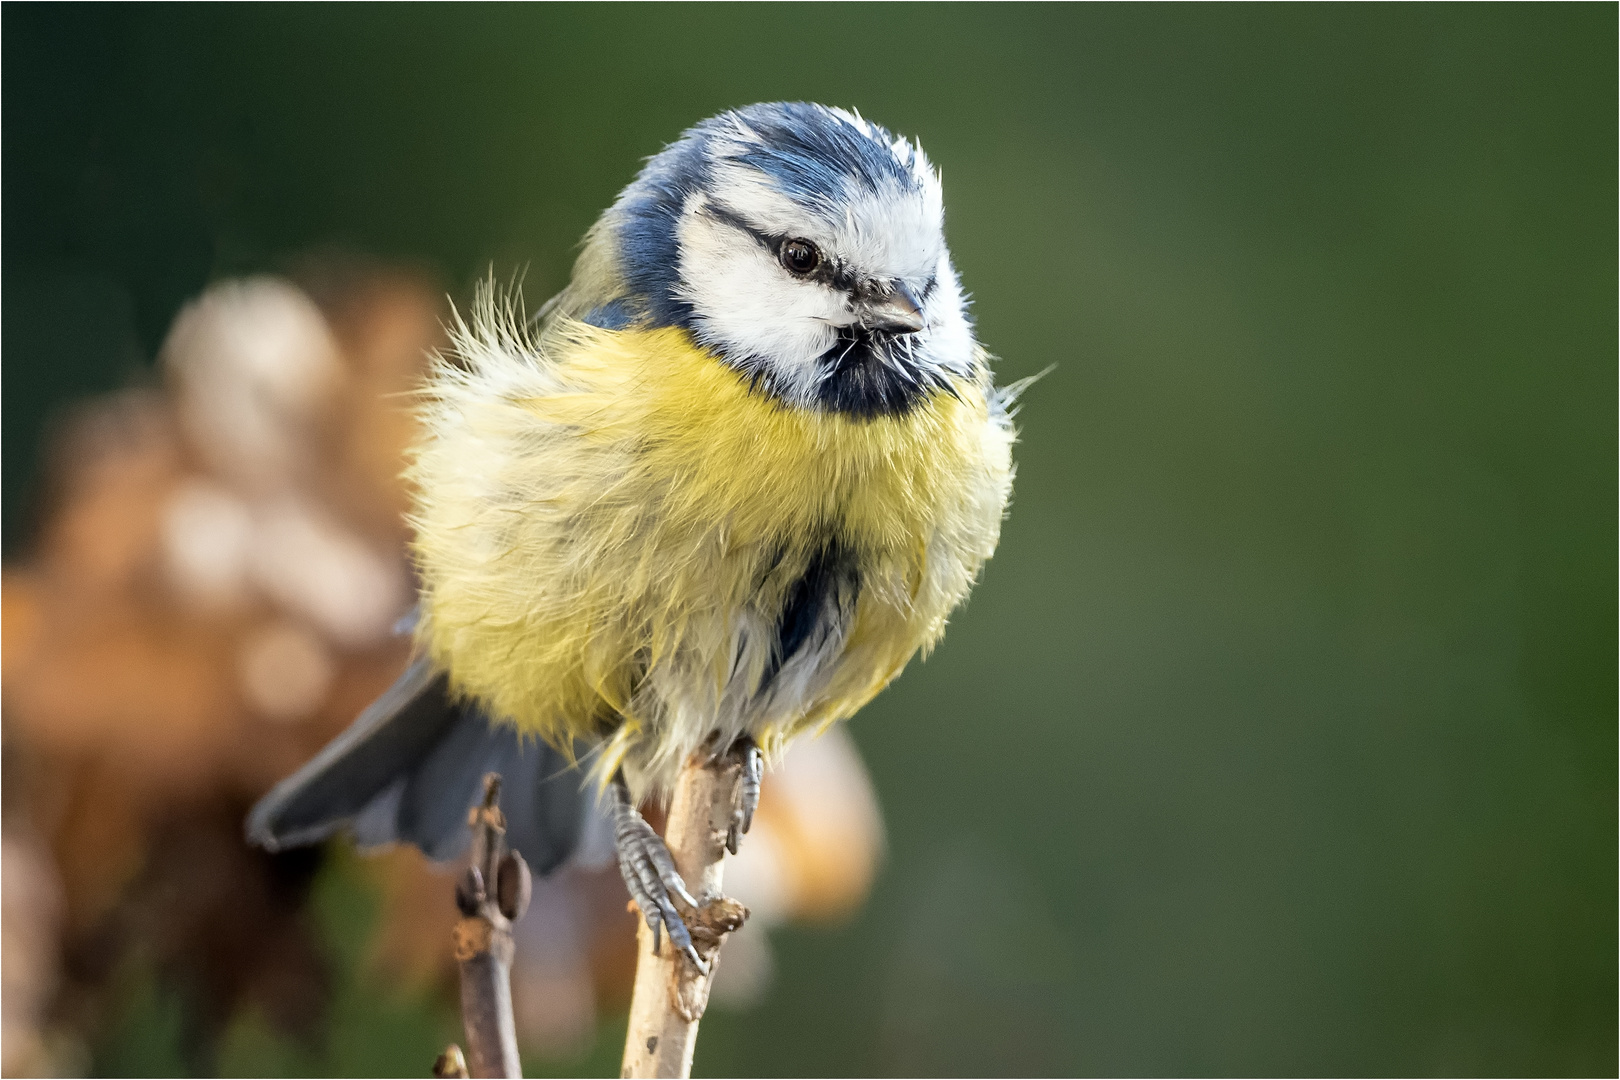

left=406, top=310, right=1014, bottom=795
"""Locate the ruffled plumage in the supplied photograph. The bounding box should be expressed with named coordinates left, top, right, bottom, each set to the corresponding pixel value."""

left=407, top=290, right=1015, bottom=798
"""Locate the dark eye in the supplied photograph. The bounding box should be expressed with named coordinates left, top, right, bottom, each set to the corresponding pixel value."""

left=779, top=239, right=821, bottom=276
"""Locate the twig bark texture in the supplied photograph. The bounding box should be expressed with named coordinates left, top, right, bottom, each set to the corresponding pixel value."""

left=621, top=749, right=750, bottom=1079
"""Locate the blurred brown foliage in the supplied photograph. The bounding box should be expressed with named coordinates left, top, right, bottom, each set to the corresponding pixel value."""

left=3, top=261, right=437, bottom=1075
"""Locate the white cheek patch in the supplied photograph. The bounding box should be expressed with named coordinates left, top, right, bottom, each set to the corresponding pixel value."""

left=673, top=198, right=844, bottom=402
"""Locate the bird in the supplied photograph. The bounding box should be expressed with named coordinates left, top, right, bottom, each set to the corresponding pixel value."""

left=248, top=102, right=1022, bottom=969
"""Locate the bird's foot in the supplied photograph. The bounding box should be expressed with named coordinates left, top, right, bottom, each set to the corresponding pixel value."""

left=726, top=737, right=764, bottom=855
left=611, top=776, right=707, bottom=973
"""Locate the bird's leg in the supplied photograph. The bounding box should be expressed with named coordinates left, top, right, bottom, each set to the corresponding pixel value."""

left=726, top=736, right=764, bottom=856
left=611, top=774, right=706, bottom=972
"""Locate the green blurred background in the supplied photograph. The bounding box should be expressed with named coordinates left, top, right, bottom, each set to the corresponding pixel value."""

left=4, top=4, right=1614, bottom=1075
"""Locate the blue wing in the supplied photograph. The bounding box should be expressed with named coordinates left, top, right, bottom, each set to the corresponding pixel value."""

left=246, top=657, right=599, bottom=874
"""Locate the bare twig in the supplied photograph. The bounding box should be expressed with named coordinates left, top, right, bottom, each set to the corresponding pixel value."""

left=621, top=747, right=750, bottom=1079
left=448, top=774, right=531, bottom=1079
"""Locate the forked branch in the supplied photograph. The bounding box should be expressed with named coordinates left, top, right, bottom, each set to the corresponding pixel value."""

left=437, top=773, right=531, bottom=1079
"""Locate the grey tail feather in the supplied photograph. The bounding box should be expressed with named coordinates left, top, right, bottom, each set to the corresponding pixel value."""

left=246, top=657, right=596, bottom=875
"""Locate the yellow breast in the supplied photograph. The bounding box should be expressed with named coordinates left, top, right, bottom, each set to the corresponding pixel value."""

left=407, top=311, right=1014, bottom=791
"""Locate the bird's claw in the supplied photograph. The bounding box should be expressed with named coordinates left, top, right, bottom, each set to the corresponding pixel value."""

left=682, top=941, right=707, bottom=973
left=726, top=738, right=765, bottom=855
left=611, top=776, right=708, bottom=974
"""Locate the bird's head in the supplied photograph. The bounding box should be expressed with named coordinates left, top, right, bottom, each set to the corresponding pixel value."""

left=578, top=103, right=977, bottom=418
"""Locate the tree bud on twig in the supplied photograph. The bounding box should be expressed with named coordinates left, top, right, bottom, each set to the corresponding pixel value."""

left=496, top=850, right=531, bottom=922
left=433, top=1044, right=470, bottom=1078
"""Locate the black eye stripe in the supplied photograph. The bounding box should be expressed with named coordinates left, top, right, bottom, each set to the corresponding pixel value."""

left=694, top=203, right=935, bottom=298
left=698, top=203, right=790, bottom=256
left=699, top=204, right=841, bottom=282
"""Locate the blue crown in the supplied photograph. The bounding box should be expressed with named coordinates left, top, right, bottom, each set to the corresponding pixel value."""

left=605, top=103, right=920, bottom=331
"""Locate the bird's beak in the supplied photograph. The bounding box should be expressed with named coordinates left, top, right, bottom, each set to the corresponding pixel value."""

left=856, top=282, right=926, bottom=335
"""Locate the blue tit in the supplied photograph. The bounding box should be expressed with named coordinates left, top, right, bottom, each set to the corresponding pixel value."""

left=249, top=102, right=1022, bottom=964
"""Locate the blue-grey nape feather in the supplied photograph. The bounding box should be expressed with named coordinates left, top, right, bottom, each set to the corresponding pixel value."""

left=581, top=298, right=637, bottom=330
left=246, top=657, right=598, bottom=874
left=612, top=127, right=708, bottom=329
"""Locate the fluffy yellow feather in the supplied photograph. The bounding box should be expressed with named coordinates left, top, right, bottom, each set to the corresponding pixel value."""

left=407, top=293, right=1015, bottom=797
